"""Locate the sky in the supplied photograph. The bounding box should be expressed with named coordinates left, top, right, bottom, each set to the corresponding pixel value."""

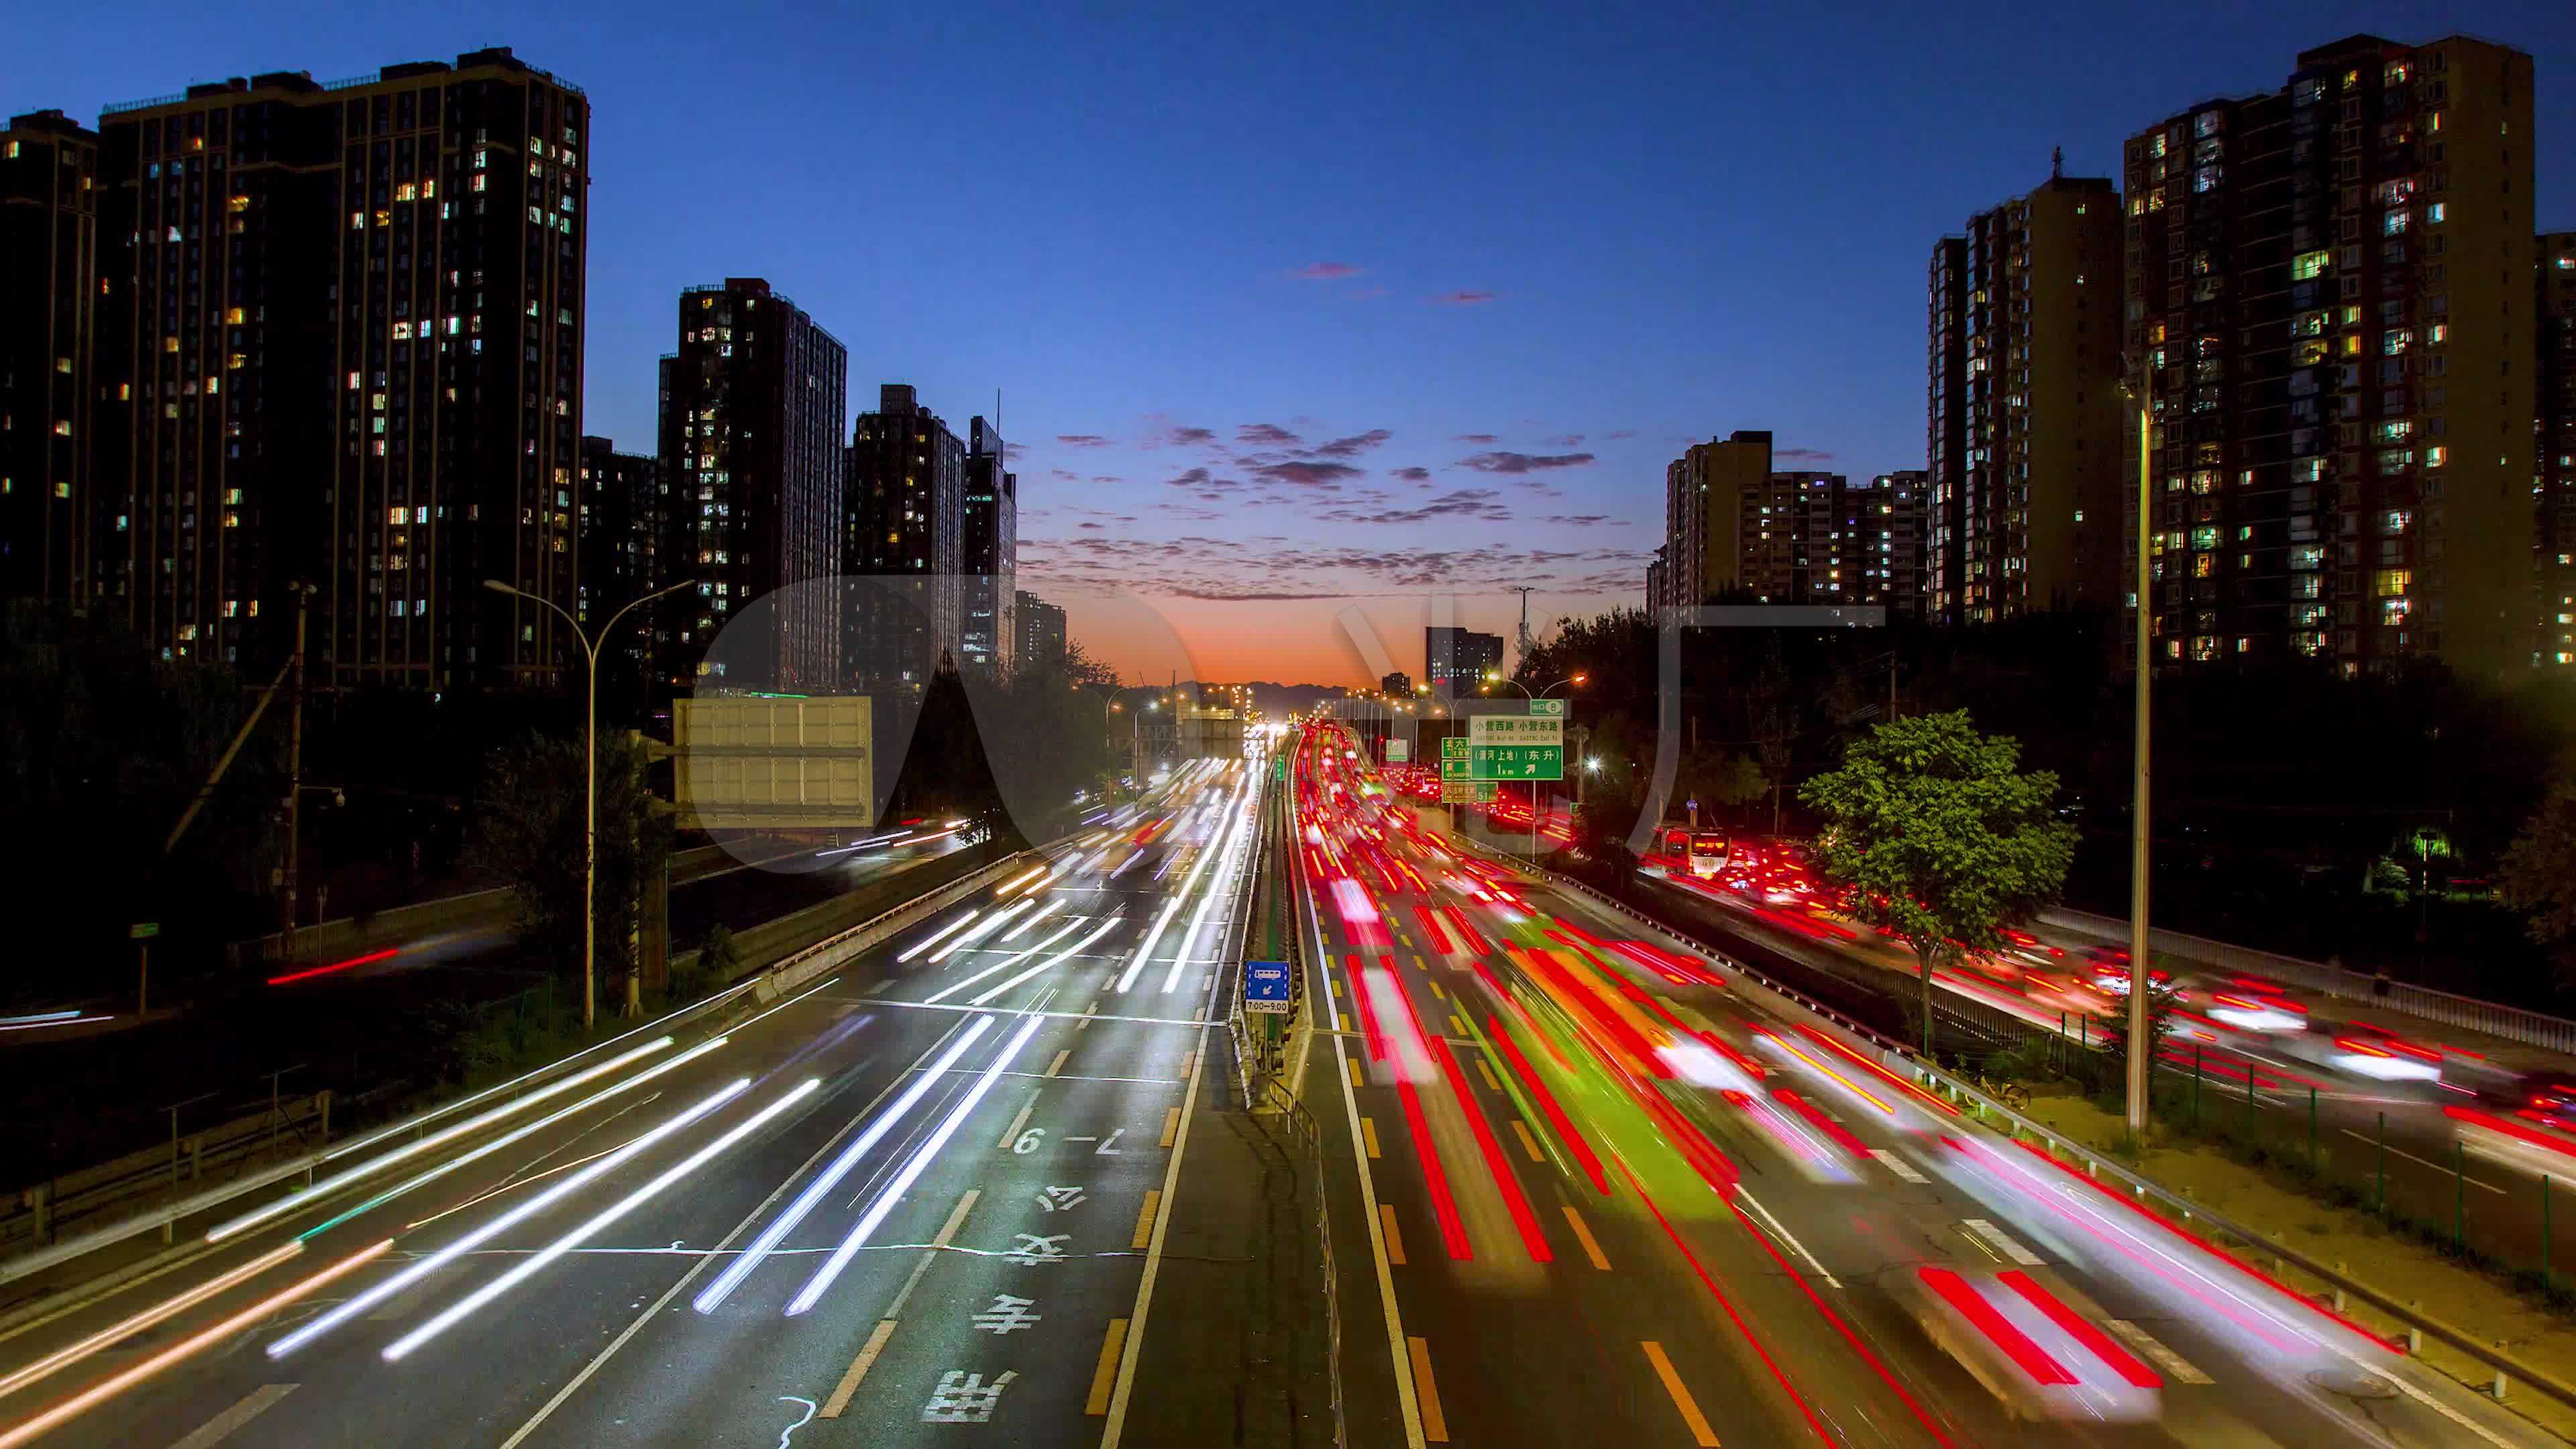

left=11, top=2, right=2575, bottom=686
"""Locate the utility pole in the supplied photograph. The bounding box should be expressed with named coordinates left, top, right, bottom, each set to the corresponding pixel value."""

left=280, top=583, right=313, bottom=958
left=1512, top=586, right=1536, bottom=663
left=2127, top=402, right=2155, bottom=1137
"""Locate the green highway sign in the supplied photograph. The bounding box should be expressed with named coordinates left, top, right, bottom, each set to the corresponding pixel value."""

left=1440, top=736, right=1468, bottom=761
left=1468, top=745, right=1564, bottom=780
left=1529, top=698, right=1566, bottom=717
left=1440, top=757, right=1472, bottom=782
left=129, top=922, right=159, bottom=941
left=1438, top=781, right=1500, bottom=804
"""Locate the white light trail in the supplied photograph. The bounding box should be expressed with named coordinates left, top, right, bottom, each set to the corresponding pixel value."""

left=786, top=1015, right=1045, bottom=1316
left=1000, top=895, right=1065, bottom=943
left=925, top=919, right=1090, bottom=1006
left=208, top=1036, right=677, bottom=1242
left=929, top=901, right=1030, bottom=962
left=384, top=1079, right=822, bottom=1360
left=0, top=1242, right=301, bottom=1403
left=992, top=865, right=1049, bottom=898
left=969, top=916, right=1124, bottom=1007
left=689, top=1019, right=996, bottom=1316
left=894, top=909, right=981, bottom=963
left=265, top=1079, right=748, bottom=1359
left=1165, top=775, right=1256, bottom=991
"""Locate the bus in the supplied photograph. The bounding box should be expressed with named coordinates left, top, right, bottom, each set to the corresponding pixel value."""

left=1685, top=832, right=1731, bottom=878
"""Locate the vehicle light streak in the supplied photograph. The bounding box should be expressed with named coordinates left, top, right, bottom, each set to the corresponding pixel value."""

left=788, top=1015, right=1044, bottom=1316
left=266, top=1079, right=749, bottom=1359
left=295, top=1035, right=731, bottom=1241
left=1441, top=904, right=1490, bottom=956
left=971, top=916, right=1122, bottom=1006
left=0, top=1240, right=391, bottom=1449
left=1792, top=1024, right=1960, bottom=1118
left=993, top=864, right=1051, bottom=897
left=1411, top=904, right=1452, bottom=954
left=388, top=1077, right=820, bottom=1360
left=266, top=947, right=398, bottom=986
left=1720, top=1089, right=1845, bottom=1179
left=1472, top=961, right=1574, bottom=1072
left=0, top=1242, right=303, bottom=1404
left=924, top=919, right=1090, bottom=1006
left=209, top=1036, right=679, bottom=1242
left=1998, top=1269, right=2163, bottom=1387
left=896, top=909, right=981, bottom=963
left=1001, top=896, right=1065, bottom=942
left=930, top=901, right=1030, bottom=962
left=691, top=1018, right=998, bottom=1314
left=1483, top=1012, right=1606, bottom=1192
left=1168, top=780, right=1254, bottom=991
left=1918, top=1265, right=2077, bottom=1384
left=1726, top=1196, right=1956, bottom=1444
left=0, top=1010, right=80, bottom=1027
left=1770, top=1087, right=1872, bottom=1157
left=1403, top=983, right=1550, bottom=1260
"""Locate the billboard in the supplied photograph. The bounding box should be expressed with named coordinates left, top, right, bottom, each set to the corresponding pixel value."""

left=675, top=696, right=873, bottom=830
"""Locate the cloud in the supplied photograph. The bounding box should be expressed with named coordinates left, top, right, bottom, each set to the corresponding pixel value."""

left=1056, top=433, right=1113, bottom=447
left=1389, top=466, right=1432, bottom=482
left=1603, top=429, right=1635, bottom=440
left=1168, top=586, right=1356, bottom=601
left=1088, top=474, right=1124, bottom=484
left=1163, top=466, right=1245, bottom=492
left=1237, top=423, right=1302, bottom=447
left=1543, top=434, right=1585, bottom=448
left=1312, top=429, right=1394, bottom=458
left=1290, top=262, right=1362, bottom=280
left=1778, top=446, right=1835, bottom=462
left=1254, top=460, right=1365, bottom=488
left=1454, top=433, right=1498, bottom=445
left=1165, top=425, right=1218, bottom=447
left=1539, top=515, right=1625, bottom=527
left=1004, top=443, right=1027, bottom=461
left=1458, top=450, right=1597, bottom=475
left=1432, top=290, right=1495, bottom=305
left=1317, top=488, right=1513, bottom=527
left=1049, top=468, right=1079, bottom=481
left=1078, top=521, right=1108, bottom=530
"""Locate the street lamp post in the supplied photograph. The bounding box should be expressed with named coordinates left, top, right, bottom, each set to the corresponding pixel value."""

left=2127, top=401, right=2154, bottom=1136
left=484, top=576, right=696, bottom=1029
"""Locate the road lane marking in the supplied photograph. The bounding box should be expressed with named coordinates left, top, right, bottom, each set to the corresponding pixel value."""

left=1406, top=1337, right=1450, bottom=1441
left=1476, top=1059, right=1503, bottom=1092
left=1871, top=1148, right=1929, bottom=1184
left=1739, top=1188, right=1840, bottom=1287
left=1131, top=1190, right=1162, bottom=1251
left=1362, top=1117, right=1382, bottom=1159
left=1084, top=1318, right=1130, bottom=1415
left=1096, top=990, right=1220, bottom=1445
left=1079, top=1000, right=1098, bottom=1030
left=1447, top=1014, right=1467, bottom=1036
left=1381, top=1204, right=1409, bottom=1265
left=1509, top=1120, right=1546, bottom=1164
left=1428, top=979, right=1446, bottom=1000
left=1414, top=953, right=1430, bottom=973
left=1045, top=1049, right=1071, bottom=1077
left=1641, top=1342, right=1720, bottom=1446
left=1562, top=1205, right=1611, bottom=1271
left=2338, top=1129, right=2504, bottom=1193
left=998, top=1094, right=1039, bottom=1151
left=885, top=1190, right=979, bottom=1317
left=168, top=1384, right=299, bottom=1449
left=2101, top=1319, right=2212, bottom=1385
left=1340, top=1012, right=1352, bottom=1033
left=819, top=1320, right=898, bottom=1418
left=1160, top=1107, right=1181, bottom=1148
left=1179, top=1049, right=1195, bottom=1077
left=1961, top=1218, right=2044, bottom=1266
left=1348, top=1057, right=1366, bottom=1087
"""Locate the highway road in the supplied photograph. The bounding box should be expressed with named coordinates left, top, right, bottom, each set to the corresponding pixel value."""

left=0, top=759, right=1260, bottom=1448
left=1620, top=857, right=2576, bottom=1288
left=1293, top=721, right=2546, bottom=1447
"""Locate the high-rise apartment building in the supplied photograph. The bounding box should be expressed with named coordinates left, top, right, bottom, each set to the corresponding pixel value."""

left=844, top=383, right=964, bottom=694
left=0, top=109, right=99, bottom=604
left=576, top=435, right=655, bottom=623
left=2542, top=232, right=2576, bottom=667
left=1852, top=471, right=1931, bottom=617
left=1654, top=430, right=1772, bottom=608
left=93, top=48, right=590, bottom=689
left=657, top=278, right=846, bottom=694
left=1926, top=170, right=2126, bottom=625
left=2123, top=34, right=2535, bottom=680
left=1426, top=626, right=1503, bottom=698
left=959, top=414, right=1016, bottom=674
left=1014, top=588, right=1065, bottom=674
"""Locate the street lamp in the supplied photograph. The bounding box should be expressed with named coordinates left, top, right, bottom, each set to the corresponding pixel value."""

left=483, top=576, right=696, bottom=1029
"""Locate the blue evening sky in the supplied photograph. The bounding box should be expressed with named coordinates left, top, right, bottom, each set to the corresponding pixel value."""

left=9, top=2, right=2571, bottom=682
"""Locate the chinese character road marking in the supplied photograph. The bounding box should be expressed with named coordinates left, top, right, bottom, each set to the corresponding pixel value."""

left=1007, top=1233, right=1069, bottom=1265
left=922, top=1369, right=1017, bottom=1423
left=972, top=1294, right=1041, bottom=1334
left=1036, top=1185, right=1086, bottom=1212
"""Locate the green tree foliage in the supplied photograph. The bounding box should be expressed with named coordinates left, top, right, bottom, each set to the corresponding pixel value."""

left=1799, top=710, right=2078, bottom=1055
left=2500, top=755, right=2576, bottom=953
left=466, top=731, right=672, bottom=1003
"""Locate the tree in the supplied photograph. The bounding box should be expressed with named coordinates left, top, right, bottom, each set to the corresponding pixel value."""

left=2500, top=755, right=2576, bottom=962
left=1799, top=711, right=2079, bottom=1056
left=466, top=731, right=673, bottom=1008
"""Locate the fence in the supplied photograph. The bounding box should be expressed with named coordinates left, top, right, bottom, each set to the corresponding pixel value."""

left=2, top=1087, right=331, bottom=1254
left=2041, top=906, right=2576, bottom=1059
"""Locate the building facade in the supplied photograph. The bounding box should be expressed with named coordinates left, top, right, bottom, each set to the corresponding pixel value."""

left=1654, top=430, right=1772, bottom=607
left=959, top=414, right=1016, bottom=674
left=2123, top=33, right=2536, bottom=680
left=1, top=110, right=99, bottom=605
left=576, top=435, right=655, bottom=623
left=2542, top=231, right=2576, bottom=668
left=656, top=277, right=846, bottom=694
left=1927, top=170, right=2126, bottom=626
left=1852, top=471, right=1931, bottom=617
left=91, top=48, right=590, bottom=690
left=1380, top=670, right=1413, bottom=696
left=843, top=383, right=964, bottom=694
left=1425, top=626, right=1503, bottom=698
left=1014, top=588, right=1065, bottom=674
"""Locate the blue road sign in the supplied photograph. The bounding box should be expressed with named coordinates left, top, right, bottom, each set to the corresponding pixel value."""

left=1243, top=961, right=1293, bottom=1014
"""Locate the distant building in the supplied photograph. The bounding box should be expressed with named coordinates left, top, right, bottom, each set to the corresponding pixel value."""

left=1851, top=472, right=1931, bottom=618
left=959, top=415, right=1016, bottom=674
left=1653, top=430, right=1772, bottom=607
left=1014, top=588, right=1065, bottom=673
left=0, top=109, right=98, bottom=606
left=93, top=48, right=591, bottom=690
left=577, top=435, right=656, bottom=626
left=2124, top=33, right=2534, bottom=679
left=844, top=384, right=964, bottom=694
left=1426, top=626, right=1503, bottom=698
left=1643, top=547, right=1667, bottom=613
left=1380, top=670, right=1412, bottom=696
left=1927, top=168, right=2125, bottom=626
left=657, top=278, right=847, bottom=694
left=2542, top=231, right=2576, bottom=668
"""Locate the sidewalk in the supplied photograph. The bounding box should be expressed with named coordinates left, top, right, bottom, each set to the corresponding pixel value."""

left=1124, top=1025, right=1337, bottom=1449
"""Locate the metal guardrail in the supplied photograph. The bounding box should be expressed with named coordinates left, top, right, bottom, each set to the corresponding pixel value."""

left=2042, top=906, right=2576, bottom=1060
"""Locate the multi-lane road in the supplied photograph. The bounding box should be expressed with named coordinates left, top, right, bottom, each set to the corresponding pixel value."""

left=1290, top=720, right=2545, bottom=1447
left=0, top=761, right=1258, bottom=1448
